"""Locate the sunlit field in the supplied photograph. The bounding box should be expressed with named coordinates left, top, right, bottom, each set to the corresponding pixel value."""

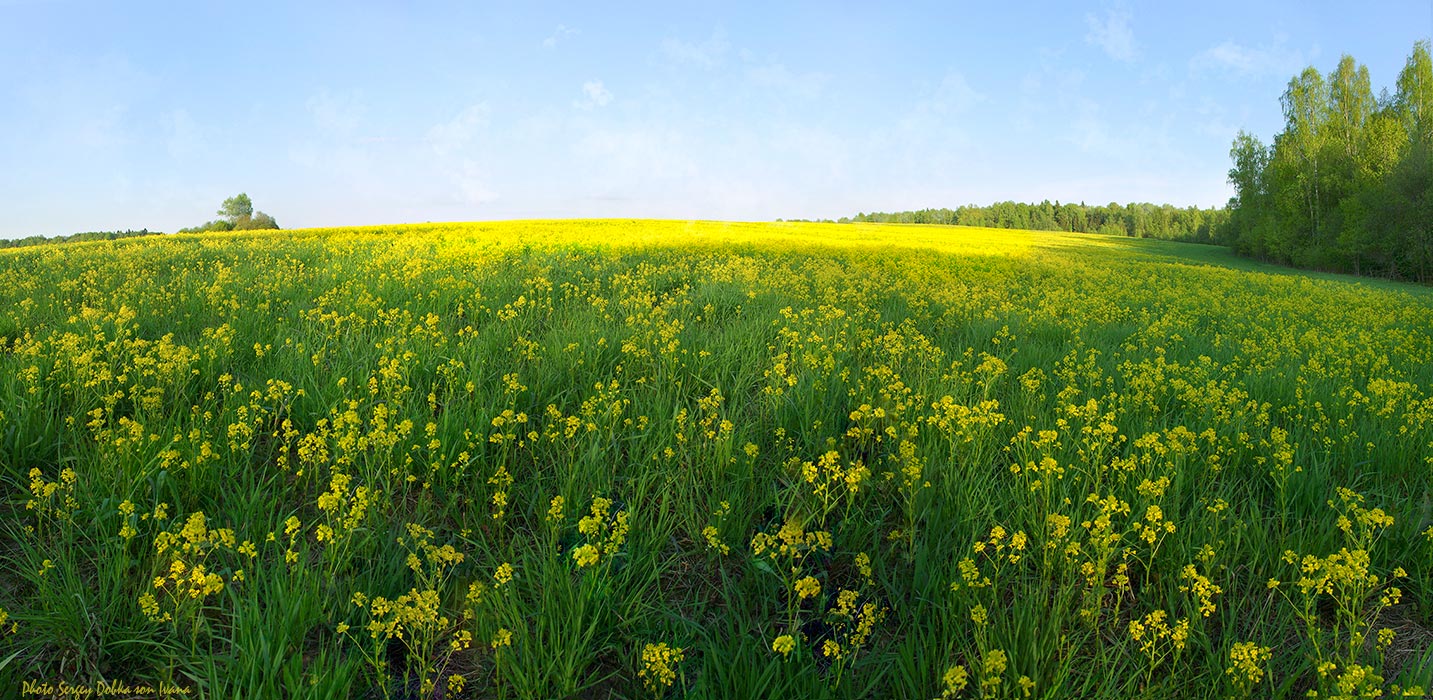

left=2, top=220, right=1431, bottom=699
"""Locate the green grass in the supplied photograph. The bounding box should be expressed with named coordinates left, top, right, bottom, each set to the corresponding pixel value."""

left=0, top=220, right=1431, bottom=699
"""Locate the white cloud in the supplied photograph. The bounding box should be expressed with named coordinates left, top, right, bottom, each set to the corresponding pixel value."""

left=574, top=80, right=613, bottom=110
left=860, top=71, right=987, bottom=184
left=894, top=71, right=985, bottom=136
left=420, top=105, right=499, bottom=206
left=14, top=54, right=150, bottom=152
left=1194, top=97, right=1238, bottom=139
left=1014, top=51, right=1088, bottom=132
left=1190, top=38, right=1310, bottom=79
left=289, top=90, right=374, bottom=177
left=1085, top=10, right=1137, bottom=62
left=453, top=160, right=498, bottom=204
left=745, top=63, right=830, bottom=99
left=305, top=89, right=364, bottom=135
left=661, top=30, right=730, bottom=69
left=769, top=124, right=848, bottom=180
left=574, top=124, right=696, bottom=180
left=541, top=24, right=578, bottom=49
left=928, top=72, right=985, bottom=114
left=426, top=104, right=490, bottom=157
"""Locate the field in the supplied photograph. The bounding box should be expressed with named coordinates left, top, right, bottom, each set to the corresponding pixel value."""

left=1, top=220, right=1431, bottom=699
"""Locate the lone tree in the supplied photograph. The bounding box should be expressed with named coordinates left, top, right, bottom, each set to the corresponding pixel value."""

left=181, top=193, right=280, bottom=233
left=218, top=193, right=253, bottom=224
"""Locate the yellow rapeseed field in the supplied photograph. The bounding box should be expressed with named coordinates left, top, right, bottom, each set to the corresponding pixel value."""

left=1, top=220, right=1430, bottom=698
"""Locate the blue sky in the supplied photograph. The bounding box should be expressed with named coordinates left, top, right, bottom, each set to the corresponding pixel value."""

left=2, top=1, right=1431, bottom=238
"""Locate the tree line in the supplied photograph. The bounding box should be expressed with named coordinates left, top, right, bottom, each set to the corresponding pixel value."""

left=0, top=229, right=162, bottom=250
left=1, top=194, right=281, bottom=249
left=843, top=201, right=1229, bottom=244
left=1225, top=41, right=1433, bottom=282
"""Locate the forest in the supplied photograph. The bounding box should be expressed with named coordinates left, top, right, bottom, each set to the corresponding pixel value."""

left=0, top=229, right=162, bottom=249
left=843, top=202, right=1228, bottom=244
left=846, top=42, right=1433, bottom=284
left=1224, top=41, right=1433, bottom=282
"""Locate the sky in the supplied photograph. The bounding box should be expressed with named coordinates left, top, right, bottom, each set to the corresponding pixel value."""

left=2, top=1, right=1431, bottom=238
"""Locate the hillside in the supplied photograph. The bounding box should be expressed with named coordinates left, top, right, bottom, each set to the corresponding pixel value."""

left=2, top=220, right=1431, bottom=698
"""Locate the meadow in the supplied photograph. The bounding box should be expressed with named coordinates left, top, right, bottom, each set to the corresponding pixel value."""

left=1, top=220, right=1431, bottom=699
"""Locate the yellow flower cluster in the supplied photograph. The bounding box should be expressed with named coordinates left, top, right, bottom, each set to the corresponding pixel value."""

left=979, top=648, right=1008, bottom=696
left=702, top=525, right=729, bottom=555
left=825, top=589, right=883, bottom=663
left=315, top=469, right=376, bottom=547
left=750, top=517, right=832, bottom=561
left=494, top=562, right=514, bottom=586
left=488, top=463, right=514, bottom=520
left=938, top=664, right=969, bottom=699
left=772, top=634, right=796, bottom=658
left=571, top=496, right=629, bottom=568
left=9, top=218, right=1433, bottom=697
left=702, top=501, right=732, bottom=555
left=1127, top=610, right=1190, bottom=656
left=637, top=642, right=684, bottom=693
left=794, top=576, right=821, bottom=599
left=25, top=467, right=78, bottom=526
left=1178, top=564, right=1222, bottom=618
left=400, top=523, right=465, bottom=574
left=793, top=448, right=870, bottom=524
left=491, top=627, right=513, bottom=649
left=143, top=510, right=235, bottom=623
left=1225, top=641, right=1271, bottom=695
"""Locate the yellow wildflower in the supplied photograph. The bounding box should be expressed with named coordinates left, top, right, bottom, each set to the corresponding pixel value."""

left=794, top=576, right=821, bottom=599
left=772, top=634, right=796, bottom=657
left=573, top=544, right=600, bottom=567
left=638, top=642, right=685, bottom=692
left=492, top=628, right=513, bottom=649
left=494, top=562, right=514, bottom=586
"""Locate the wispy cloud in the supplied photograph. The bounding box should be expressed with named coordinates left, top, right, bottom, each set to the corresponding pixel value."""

left=1193, top=97, right=1239, bottom=139
left=541, top=24, right=578, bottom=49
left=574, top=80, right=613, bottom=110
left=1085, top=9, right=1137, bottom=62
left=574, top=123, right=696, bottom=180
left=423, top=105, right=498, bottom=206
left=768, top=124, right=849, bottom=180
left=864, top=71, right=987, bottom=181
left=451, top=160, right=498, bottom=204
left=926, top=72, right=985, bottom=114
left=745, top=63, right=830, bottom=99
left=661, top=29, right=730, bottom=69
left=426, top=104, right=490, bottom=157
left=1190, top=37, right=1311, bottom=79
left=305, top=89, right=365, bottom=135
left=14, top=53, right=151, bottom=151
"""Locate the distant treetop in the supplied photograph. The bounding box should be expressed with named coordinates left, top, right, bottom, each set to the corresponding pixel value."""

left=841, top=200, right=1228, bottom=244
left=180, top=193, right=280, bottom=233
left=0, top=229, right=161, bottom=249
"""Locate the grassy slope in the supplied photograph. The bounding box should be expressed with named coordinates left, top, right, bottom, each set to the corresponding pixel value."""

left=1, top=220, right=1431, bottom=699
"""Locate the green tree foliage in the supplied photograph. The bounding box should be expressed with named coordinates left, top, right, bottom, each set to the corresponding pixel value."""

left=219, top=193, right=254, bottom=223
left=1226, top=131, right=1270, bottom=254
left=844, top=201, right=1228, bottom=244
left=1396, top=40, right=1433, bottom=143
left=1225, top=42, right=1433, bottom=282
left=249, top=212, right=279, bottom=230
left=0, top=229, right=161, bottom=249
left=180, top=193, right=280, bottom=233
